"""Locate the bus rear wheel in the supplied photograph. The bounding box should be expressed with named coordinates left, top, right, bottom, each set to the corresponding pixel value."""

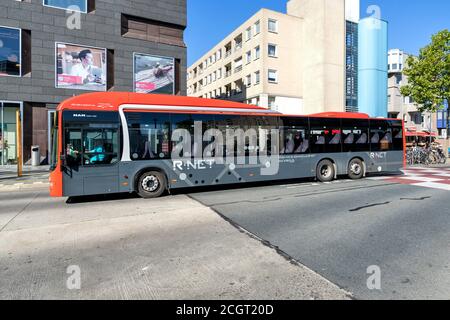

left=348, top=158, right=364, bottom=180
left=316, top=160, right=335, bottom=182
left=137, top=171, right=167, bottom=198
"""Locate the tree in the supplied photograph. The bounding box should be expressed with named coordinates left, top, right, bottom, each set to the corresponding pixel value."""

left=401, top=29, right=450, bottom=136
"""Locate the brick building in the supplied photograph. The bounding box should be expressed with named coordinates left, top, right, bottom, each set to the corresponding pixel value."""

left=0, top=0, right=186, bottom=166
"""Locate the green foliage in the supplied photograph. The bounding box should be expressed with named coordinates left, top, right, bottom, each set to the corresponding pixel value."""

left=400, top=29, right=450, bottom=113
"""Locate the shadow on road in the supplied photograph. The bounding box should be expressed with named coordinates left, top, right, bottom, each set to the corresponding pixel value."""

left=66, top=192, right=140, bottom=204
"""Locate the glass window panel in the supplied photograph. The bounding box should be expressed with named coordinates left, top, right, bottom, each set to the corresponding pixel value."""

left=0, top=27, right=21, bottom=77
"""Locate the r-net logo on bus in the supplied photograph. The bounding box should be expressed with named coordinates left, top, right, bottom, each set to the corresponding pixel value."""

left=171, top=121, right=280, bottom=178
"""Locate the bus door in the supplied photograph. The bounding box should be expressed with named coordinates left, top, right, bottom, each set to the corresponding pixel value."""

left=61, top=111, right=120, bottom=196
left=279, top=117, right=312, bottom=179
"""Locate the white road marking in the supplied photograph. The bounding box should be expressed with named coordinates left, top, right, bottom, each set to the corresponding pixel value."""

left=412, top=182, right=450, bottom=191
left=400, top=176, right=444, bottom=182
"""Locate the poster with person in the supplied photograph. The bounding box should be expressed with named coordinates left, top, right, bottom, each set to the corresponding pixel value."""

left=0, top=26, right=21, bottom=77
left=56, top=42, right=107, bottom=91
left=134, top=53, right=175, bottom=94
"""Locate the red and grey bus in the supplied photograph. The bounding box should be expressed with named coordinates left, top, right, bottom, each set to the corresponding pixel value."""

left=49, top=92, right=405, bottom=198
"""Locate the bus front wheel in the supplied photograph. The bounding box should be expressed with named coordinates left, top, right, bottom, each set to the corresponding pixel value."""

left=348, top=158, right=364, bottom=180
left=316, top=160, right=335, bottom=182
left=137, top=171, right=167, bottom=198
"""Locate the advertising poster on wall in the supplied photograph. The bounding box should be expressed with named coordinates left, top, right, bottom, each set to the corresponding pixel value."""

left=0, top=26, right=21, bottom=77
left=56, top=42, right=107, bottom=91
left=134, top=53, right=175, bottom=94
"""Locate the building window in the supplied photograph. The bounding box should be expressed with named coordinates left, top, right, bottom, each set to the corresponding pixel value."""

left=217, top=49, right=221, bottom=60
left=121, top=14, right=185, bottom=47
left=268, top=19, right=278, bottom=33
left=254, top=20, right=260, bottom=35
left=268, top=44, right=277, bottom=57
left=245, top=27, right=252, bottom=41
left=0, top=26, right=21, bottom=77
left=246, top=51, right=251, bottom=64
left=392, top=63, right=398, bottom=70
left=395, top=74, right=402, bottom=85
left=254, top=46, right=260, bottom=60
left=268, top=69, right=277, bottom=83
left=246, top=74, right=251, bottom=87
left=217, top=68, right=222, bottom=79
left=268, top=96, right=276, bottom=109
left=43, top=0, right=89, bottom=13
left=254, top=71, right=260, bottom=84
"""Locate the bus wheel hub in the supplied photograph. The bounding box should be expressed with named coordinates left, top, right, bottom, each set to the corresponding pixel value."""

left=142, top=176, right=159, bottom=192
left=350, top=163, right=361, bottom=175
left=321, top=166, right=330, bottom=177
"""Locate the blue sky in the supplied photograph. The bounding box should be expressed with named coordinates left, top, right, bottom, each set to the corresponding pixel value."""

left=185, top=0, right=450, bottom=66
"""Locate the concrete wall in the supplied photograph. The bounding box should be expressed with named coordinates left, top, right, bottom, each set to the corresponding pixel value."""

left=287, top=0, right=346, bottom=114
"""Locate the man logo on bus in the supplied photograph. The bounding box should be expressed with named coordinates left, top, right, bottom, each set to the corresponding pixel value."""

left=171, top=121, right=280, bottom=176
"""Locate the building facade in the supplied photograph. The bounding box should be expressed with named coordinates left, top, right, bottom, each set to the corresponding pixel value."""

left=0, top=0, right=187, bottom=167
left=387, top=49, right=436, bottom=134
left=187, top=0, right=361, bottom=115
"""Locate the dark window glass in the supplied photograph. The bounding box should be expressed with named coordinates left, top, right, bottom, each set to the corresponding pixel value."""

left=126, top=112, right=171, bottom=160
left=82, top=128, right=119, bottom=165
left=0, top=27, right=21, bottom=77
left=280, top=117, right=309, bottom=154
left=65, top=129, right=82, bottom=167
left=341, top=119, right=370, bottom=152
left=388, top=120, right=404, bottom=151
left=309, top=118, right=342, bottom=153
left=370, top=120, right=392, bottom=151
left=214, top=115, right=240, bottom=158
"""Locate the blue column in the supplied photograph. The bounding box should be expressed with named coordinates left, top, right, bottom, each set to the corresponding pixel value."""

left=358, top=17, right=388, bottom=118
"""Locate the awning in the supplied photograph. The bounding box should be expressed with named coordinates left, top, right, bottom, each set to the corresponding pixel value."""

left=405, top=131, right=438, bottom=137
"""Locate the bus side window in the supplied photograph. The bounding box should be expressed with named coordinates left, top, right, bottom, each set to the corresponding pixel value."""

left=127, top=113, right=171, bottom=160
left=309, top=118, right=341, bottom=153
left=341, top=119, right=370, bottom=152
left=280, top=117, right=309, bottom=154
left=370, top=120, right=391, bottom=152
left=390, top=121, right=404, bottom=151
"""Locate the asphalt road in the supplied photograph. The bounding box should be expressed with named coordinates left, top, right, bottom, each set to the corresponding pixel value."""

left=0, top=186, right=348, bottom=300
left=189, top=178, right=450, bottom=300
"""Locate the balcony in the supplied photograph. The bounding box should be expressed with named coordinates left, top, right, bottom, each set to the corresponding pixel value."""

left=225, top=70, right=232, bottom=78
left=225, top=50, right=232, bottom=58
left=234, top=65, right=243, bottom=73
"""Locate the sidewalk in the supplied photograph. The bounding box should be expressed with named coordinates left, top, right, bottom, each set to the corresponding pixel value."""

left=0, top=165, right=49, bottom=190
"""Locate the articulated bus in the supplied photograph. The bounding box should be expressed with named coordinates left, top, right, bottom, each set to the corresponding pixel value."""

left=49, top=92, right=405, bottom=198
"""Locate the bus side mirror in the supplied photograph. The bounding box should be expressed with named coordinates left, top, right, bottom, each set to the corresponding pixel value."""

left=60, top=154, right=67, bottom=167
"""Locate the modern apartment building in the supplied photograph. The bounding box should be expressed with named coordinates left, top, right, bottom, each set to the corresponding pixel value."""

left=0, top=0, right=186, bottom=167
left=387, top=49, right=436, bottom=134
left=187, top=0, right=361, bottom=115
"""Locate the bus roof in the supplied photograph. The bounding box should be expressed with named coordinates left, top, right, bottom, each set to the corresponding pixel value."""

left=57, top=92, right=399, bottom=121
left=57, top=92, right=271, bottom=112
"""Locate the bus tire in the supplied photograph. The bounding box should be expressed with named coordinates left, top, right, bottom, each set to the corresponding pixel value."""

left=316, top=159, right=335, bottom=182
left=348, top=158, right=364, bottom=180
left=137, top=171, right=167, bottom=198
